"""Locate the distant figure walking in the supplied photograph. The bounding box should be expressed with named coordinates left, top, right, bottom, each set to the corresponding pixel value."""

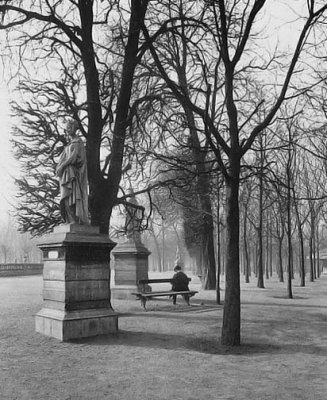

left=171, top=265, right=190, bottom=305
left=56, top=119, right=89, bottom=224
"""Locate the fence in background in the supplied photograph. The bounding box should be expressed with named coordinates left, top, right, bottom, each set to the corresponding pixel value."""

left=0, top=263, right=43, bottom=277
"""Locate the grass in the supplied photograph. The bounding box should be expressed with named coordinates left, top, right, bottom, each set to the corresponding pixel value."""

left=0, top=271, right=327, bottom=399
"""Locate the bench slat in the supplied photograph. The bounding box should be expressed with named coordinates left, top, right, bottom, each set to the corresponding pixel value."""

left=138, top=279, right=172, bottom=284
left=138, top=278, right=191, bottom=285
left=132, top=290, right=198, bottom=298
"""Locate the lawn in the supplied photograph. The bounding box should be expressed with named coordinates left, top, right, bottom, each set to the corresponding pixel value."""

left=0, top=271, right=327, bottom=400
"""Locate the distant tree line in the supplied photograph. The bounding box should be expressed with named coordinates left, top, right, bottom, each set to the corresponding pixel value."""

left=0, top=217, right=40, bottom=263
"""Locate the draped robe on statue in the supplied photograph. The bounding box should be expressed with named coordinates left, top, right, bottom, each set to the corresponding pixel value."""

left=56, top=137, right=89, bottom=224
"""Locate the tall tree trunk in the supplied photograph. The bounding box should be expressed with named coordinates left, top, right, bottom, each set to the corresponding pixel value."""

left=293, top=194, right=305, bottom=286
left=216, top=184, right=222, bottom=304
left=162, top=219, right=165, bottom=272
left=257, top=146, right=264, bottom=288
left=221, top=161, right=240, bottom=346
left=269, top=224, right=273, bottom=277
left=309, top=236, right=314, bottom=282
left=286, top=134, right=293, bottom=298
left=287, top=214, right=293, bottom=298
left=78, top=2, right=105, bottom=229
left=265, top=223, right=269, bottom=280
left=316, top=225, right=320, bottom=278
left=97, top=1, right=148, bottom=233
left=150, top=231, right=162, bottom=272
left=313, top=221, right=317, bottom=279
left=278, top=238, right=284, bottom=283
left=221, top=229, right=225, bottom=276
left=202, top=209, right=217, bottom=289
left=243, top=202, right=250, bottom=283
left=182, top=101, right=216, bottom=289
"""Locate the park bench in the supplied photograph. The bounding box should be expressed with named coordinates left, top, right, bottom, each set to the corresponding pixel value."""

left=132, top=278, right=198, bottom=310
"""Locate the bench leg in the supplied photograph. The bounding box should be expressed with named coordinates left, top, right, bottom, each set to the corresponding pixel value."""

left=172, top=294, right=177, bottom=305
left=183, top=294, right=190, bottom=306
left=141, top=296, right=147, bottom=310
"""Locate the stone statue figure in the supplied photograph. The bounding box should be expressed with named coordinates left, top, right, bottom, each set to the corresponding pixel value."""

left=124, top=189, right=144, bottom=242
left=56, top=119, right=89, bottom=224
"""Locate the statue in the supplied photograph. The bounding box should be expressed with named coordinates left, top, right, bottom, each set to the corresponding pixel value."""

left=124, top=189, right=144, bottom=242
left=56, top=119, right=89, bottom=224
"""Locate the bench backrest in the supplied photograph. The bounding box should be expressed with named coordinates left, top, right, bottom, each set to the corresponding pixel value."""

left=138, top=278, right=191, bottom=285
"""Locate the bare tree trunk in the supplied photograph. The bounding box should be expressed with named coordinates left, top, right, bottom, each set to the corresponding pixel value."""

left=183, top=109, right=216, bottom=289
left=216, top=185, right=222, bottom=304
left=221, top=165, right=240, bottom=346
left=316, top=225, right=320, bottom=278
left=100, top=1, right=149, bottom=233
left=221, top=228, right=225, bottom=276
left=151, top=232, right=162, bottom=272
left=203, top=218, right=217, bottom=290
left=293, top=194, right=305, bottom=286
left=286, top=132, right=293, bottom=298
left=265, top=224, right=269, bottom=280
left=287, top=219, right=293, bottom=298
left=269, top=228, right=273, bottom=277
left=162, top=219, right=165, bottom=272
left=309, top=236, right=314, bottom=282
left=313, top=223, right=317, bottom=279
left=278, top=239, right=284, bottom=283
left=257, top=147, right=264, bottom=288
left=243, top=199, right=250, bottom=283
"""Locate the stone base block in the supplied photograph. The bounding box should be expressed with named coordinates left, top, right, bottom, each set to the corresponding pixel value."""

left=111, top=283, right=152, bottom=300
left=111, top=285, right=139, bottom=300
left=35, top=307, right=118, bottom=341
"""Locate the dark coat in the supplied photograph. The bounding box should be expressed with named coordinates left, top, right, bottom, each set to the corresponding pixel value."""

left=172, top=271, right=189, bottom=291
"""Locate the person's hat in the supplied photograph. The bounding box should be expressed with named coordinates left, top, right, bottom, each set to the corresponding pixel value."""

left=174, top=265, right=181, bottom=271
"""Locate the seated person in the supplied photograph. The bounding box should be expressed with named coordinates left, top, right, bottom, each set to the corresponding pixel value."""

left=171, top=265, right=190, bottom=305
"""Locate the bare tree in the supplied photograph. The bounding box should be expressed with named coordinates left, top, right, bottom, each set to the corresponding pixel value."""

left=141, top=0, right=327, bottom=345
left=0, top=0, right=150, bottom=234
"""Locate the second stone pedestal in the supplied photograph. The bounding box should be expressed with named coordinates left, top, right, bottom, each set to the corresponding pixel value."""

left=111, top=238, right=151, bottom=299
left=35, top=223, right=118, bottom=341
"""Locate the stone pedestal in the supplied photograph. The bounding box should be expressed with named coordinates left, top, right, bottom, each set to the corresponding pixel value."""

left=111, top=238, right=151, bottom=299
left=35, top=223, right=118, bottom=341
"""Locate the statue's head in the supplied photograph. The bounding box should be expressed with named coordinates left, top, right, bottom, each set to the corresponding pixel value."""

left=65, top=118, right=79, bottom=139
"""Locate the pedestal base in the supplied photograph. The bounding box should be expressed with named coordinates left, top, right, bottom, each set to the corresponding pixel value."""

left=111, top=285, right=141, bottom=300
left=36, top=223, right=118, bottom=341
left=35, top=308, right=118, bottom=341
left=112, top=239, right=151, bottom=299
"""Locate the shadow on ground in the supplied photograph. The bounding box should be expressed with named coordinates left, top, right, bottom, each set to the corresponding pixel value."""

left=68, top=327, right=327, bottom=357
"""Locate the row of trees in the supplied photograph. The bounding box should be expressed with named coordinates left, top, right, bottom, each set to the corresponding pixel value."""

left=0, top=217, right=40, bottom=263
left=1, top=1, right=327, bottom=346
left=144, top=116, right=327, bottom=288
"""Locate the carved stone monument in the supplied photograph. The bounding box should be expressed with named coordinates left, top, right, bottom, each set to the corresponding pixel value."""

left=111, top=192, right=151, bottom=299
left=35, top=119, right=118, bottom=341
left=35, top=223, right=118, bottom=341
